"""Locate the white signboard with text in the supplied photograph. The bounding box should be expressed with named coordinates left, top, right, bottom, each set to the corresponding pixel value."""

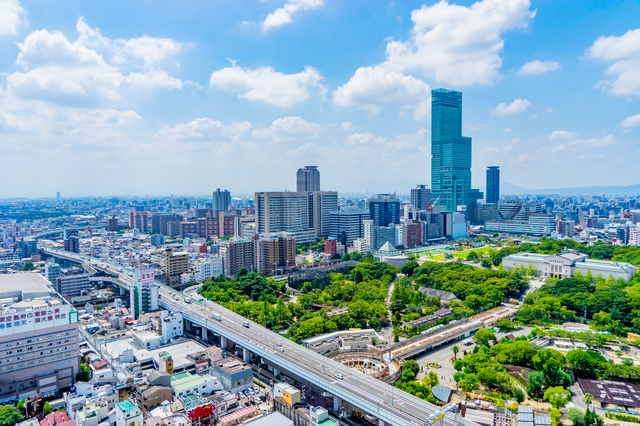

left=0, top=304, right=77, bottom=337
left=136, top=268, right=155, bottom=287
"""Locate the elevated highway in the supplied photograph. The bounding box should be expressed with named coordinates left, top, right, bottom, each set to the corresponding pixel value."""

left=42, top=247, right=477, bottom=426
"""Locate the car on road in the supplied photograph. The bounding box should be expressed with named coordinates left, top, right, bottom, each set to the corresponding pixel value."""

left=335, top=373, right=344, bottom=380
left=276, top=342, right=282, bottom=347
left=278, top=347, right=284, bottom=352
left=243, top=320, right=250, bottom=328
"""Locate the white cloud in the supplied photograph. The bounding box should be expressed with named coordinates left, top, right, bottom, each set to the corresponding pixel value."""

left=263, top=0, right=323, bottom=31
left=586, top=29, right=640, bottom=96
left=333, top=0, right=535, bottom=118
left=210, top=65, right=324, bottom=107
left=385, top=0, right=535, bottom=86
left=252, top=116, right=321, bottom=140
left=492, top=98, right=531, bottom=116
left=620, top=113, right=640, bottom=128
left=333, top=65, right=431, bottom=120
left=549, top=130, right=579, bottom=142
left=568, top=134, right=617, bottom=147
left=341, top=122, right=356, bottom=130
left=517, top=60, right=561, bottom=75
left=346, top=132, right=387, bottom=146
left=7, top=18, right=186, bottom=106
left=154, top=118, right=251, bottom=143
left=502, top=128, right=512, bottom=133
left=0, top=0, right=24, bottom=36
left=125, top=70, right=183, bottom=90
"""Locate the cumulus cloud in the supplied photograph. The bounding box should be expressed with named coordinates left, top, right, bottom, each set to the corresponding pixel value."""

left=0, top=0, right=24, bottom=36
left=549, top=130, right=579, bottom=142
left=210, top=65, right=324, bottom=107
left=385, top=0, right=535, bottom=86
left=7, top=18, right=185, bottom=106
left=154, top=118, right=251, bottom=143
left=492, top=98, right=531, bottom=116
left=252, top=116, right=322, bottom=140
left=333, top=0, right=534, bottom=117
left=345, top=132, right=387, bottom=146
left=341, top=122, right=356, bottom=130
left=620, top=113, right=640, bottom=128
left=333, top=66, right=431, bottom=120
left=517, top=60, right=561, bottom=75
left=263, top=0, right=323, bottom=31
left=586, top=29, right=640, bottom=96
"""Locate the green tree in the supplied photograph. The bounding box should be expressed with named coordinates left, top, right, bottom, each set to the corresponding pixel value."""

left=584, top=393, right=593, bottom=407
left=549, top=408, right=562, bottom=426
left=567, top=408, right=585, bottom=426
left=401, top=261, right=419, bottom=277
left=527, top=370, right=546, bottom=397
left=427, top=371, right=439, bottom=387
left=76, top=363, right=92, bottom=382
left=459, top=374, right=480, bottom=392
left=43, top=402, right=53, bottom=416
left=0, top=405, right=25, bottom=426
left=474, top=328, right=497, bottom=347
left=467, top=251, right=479, bottom=262
left=452, top=344, right=460, bottom=359
left=527, top=263, right=537, bottom=276
left=544, top=386, right=571, bottom=409
left=454, top=359, right=464, bottom=372
left=512, top=388, right=525, bottom=404
left=403, top=360, right=420, bottom=381
left=16, top=400, right=24, bottom=412
left=21, top=262, right=35, bottom=271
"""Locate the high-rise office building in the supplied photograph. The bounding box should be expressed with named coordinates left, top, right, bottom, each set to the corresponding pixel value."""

left=212, top=189, right=231, bottom=212
left=309, top=191, right=338, bottom=237
left=296, top=166, right=320, bottom=192
left=56, top=192, right=60, bottom=200
left=367, top=194, right=401, bottom=227
left=486, top=166, right=500, bottom=204
left=256, top=233, right=296, bottom=274
left=430, top=88, right=482, bottom=213
left=411, top=185, right=431, bottom=211
left=329, top=208, right=369, bottom=245
left=219, top=238, right=257, bottom=277
left=151, top=214, right=183, bottom=235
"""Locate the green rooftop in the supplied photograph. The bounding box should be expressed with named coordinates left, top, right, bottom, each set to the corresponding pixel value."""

left=315, top=419, right=339, bottom=426
left=171, top=371, right=191, bottom=382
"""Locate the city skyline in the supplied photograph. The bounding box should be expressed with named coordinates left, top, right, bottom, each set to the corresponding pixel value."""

left=1, top=0, right=640, bottom=198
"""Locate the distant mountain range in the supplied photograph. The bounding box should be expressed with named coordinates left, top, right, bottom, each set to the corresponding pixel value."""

left=501, top=182, right=640, bottom=196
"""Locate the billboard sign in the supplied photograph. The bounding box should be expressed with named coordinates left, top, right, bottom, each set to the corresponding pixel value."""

left=136, top=268, right=155, bottom=286
left=0, top=304, right=77, bottom=337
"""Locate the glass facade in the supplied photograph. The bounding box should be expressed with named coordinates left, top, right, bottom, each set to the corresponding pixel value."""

left=431, top=88, right=481, bottom=213
left=486, top=166, right=500, bottom=204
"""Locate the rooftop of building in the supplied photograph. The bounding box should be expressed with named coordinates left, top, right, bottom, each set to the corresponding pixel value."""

left=0, top=272, right=53, bottom=300
left=105, top=339, right=207, bottom=370
left=214, top=357, right=252, bottom=375
left=116, top=400, right=139, bottom=413
left=171, top=372, right=217, bottom=392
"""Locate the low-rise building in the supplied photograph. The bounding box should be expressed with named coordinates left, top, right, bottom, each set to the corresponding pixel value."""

left=212, top=357, right=253, bottom=392
left=137, top=385, right=172, bottom=412
left=503, top=249, right=638, bottom=281
left=170, top=371, right=223, bottom=397
left=115, top=400, right=143, bottom=426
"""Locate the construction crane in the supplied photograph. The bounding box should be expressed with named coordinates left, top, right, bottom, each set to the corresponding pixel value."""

left=429, top=195, right=441, bottom=212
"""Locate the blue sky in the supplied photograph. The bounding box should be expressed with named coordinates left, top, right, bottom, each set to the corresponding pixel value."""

left=1, top=0, right=639, bottom=198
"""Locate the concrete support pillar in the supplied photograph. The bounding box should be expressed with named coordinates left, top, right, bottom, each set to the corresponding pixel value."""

left=243, top=347, right=249, bottom=362
left=120, top=287, right=126, bottom=295
left=379, top=421, right=387, bottom=426
left=220, top=336, right=227, bottom=349
left=333, top=396, right=342, bottom=411
left=273, top=367, right=279, bottom=378
left=201, top=327, right=207, bottom=340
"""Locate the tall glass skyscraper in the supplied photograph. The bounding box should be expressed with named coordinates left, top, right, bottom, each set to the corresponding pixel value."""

left=486, top=166, right=500, bottom=204
left=431, top=88, right=482, bottom=214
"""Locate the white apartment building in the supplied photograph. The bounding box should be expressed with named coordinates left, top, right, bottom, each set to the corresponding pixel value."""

left=630, top=225, right=640, bottom=246
left=194, top=256, right=223, bottom=282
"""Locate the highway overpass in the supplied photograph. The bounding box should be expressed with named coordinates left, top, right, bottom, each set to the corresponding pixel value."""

left=41, top=247, right=478, bottom=426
